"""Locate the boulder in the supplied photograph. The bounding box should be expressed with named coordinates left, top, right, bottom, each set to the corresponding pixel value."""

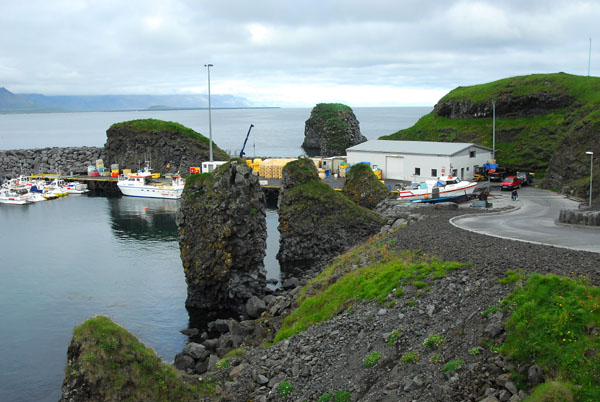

left=246, top=296, right=267, bottom=318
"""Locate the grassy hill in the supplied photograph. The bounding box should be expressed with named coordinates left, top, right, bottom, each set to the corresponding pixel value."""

left=380, top=73, right=600, bottom=199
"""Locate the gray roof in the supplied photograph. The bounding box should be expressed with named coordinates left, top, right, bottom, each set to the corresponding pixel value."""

left=346, top=140, right=491, bottom=156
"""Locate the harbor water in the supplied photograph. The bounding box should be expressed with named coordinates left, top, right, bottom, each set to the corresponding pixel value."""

left=0, top=107, right=430, bottom=402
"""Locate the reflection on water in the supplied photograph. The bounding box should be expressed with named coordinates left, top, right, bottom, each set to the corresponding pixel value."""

left=109, top=197, right=180, bottom=242
left=108, top=196, right=281, bottom=286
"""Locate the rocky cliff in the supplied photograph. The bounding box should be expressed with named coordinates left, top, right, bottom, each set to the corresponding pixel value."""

left=177, top=160, right=267, bottom=313
left=105, top=119, right=229, bottom=175
left=277, top=158, right=384, bottom=268
left=342, top=163, right=391, bottom=209
left=381, top=73, right=600, bottom=203
left=302, top=103, right=367, bottom=156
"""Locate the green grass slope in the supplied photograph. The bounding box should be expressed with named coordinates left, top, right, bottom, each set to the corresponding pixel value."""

left=380, top=73, right=600, bottom=179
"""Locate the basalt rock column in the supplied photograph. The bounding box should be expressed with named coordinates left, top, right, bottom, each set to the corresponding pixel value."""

left=177, top=160, right=266, bottom=313
left=302, top=103, right=367, bottom=157
left=277, top=158, right=384, bottom=268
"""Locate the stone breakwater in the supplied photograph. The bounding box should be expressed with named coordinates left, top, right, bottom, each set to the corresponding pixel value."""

left=0, top=147, right=106, bottom=179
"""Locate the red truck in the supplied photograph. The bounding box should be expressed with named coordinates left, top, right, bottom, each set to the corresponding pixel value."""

left=487, top=167, right=516, bottom=182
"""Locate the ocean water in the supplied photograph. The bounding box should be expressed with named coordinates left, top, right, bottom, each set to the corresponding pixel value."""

left=0, top=107, right=430, bottom=402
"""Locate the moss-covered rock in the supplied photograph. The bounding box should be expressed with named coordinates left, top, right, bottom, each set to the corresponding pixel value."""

left=277, top=158, right=384, bottom=268
left=342, top=163, right=391, bottom=209
left=105, top=119, right=229, bottom=176
left=177, top=160, right=267, bottom=313
left=302, top=103, right=367, bottom=156
left=59, top=316, right=215, bottom=402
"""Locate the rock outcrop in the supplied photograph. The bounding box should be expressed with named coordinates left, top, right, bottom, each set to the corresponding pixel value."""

left=177, top=160, right=267, bottom=313
left=342, top=162, right=391, bottom=209
left=60, top=316, right=202, bottom=402
left=105, top=119, right=229, bottom=176
left=277, top=158, right=384, bottom=268
left=302, top=103, right=366, bottom=156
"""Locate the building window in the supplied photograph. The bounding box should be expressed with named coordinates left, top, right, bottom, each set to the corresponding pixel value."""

left=414, top=167, right=420, bottom=176
left=431, top=169, right=437, bottom=177
left=466, top=167, right=469, bottom=171
left=469, top=150, right=476, bottom=158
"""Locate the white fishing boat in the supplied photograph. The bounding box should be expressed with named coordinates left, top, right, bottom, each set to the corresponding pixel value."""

left=63, top=181, right=89, bottom=194
left=398, top=176, right=477, bottom=203
left=0, top=188, right=33, bottom=205
left=117, top=165, right=184, bottom=199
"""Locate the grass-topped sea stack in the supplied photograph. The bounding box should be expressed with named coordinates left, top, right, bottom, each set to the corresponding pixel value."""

left=176, top=160, right=266, bottom=313
left=342, top=163, right=391, bottom=209
left=380, top=73, right=600, bottom=201
left=59, top=316, right=214, bottom=402
left=302, top=103, right=367, bottom=157
left=105, top=119, right=229, bottom=175
left=277, top=158, right=384, bottom=269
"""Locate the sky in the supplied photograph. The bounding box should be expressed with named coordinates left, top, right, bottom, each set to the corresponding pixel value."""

left=1, top=0, right=599, bottom=107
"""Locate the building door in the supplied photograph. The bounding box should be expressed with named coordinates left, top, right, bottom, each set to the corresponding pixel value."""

left=461, top=168, right=464, bottom=179
left=385, top=156, right=404, bottom=180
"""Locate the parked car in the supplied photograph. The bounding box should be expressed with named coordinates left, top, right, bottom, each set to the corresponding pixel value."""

left=517, top=172, right=533, bottom=185
left=488, top=167, right=517, bottom=182
left=501, top=176, right=523, bottom=190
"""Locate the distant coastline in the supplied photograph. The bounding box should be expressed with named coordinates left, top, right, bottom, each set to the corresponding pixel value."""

left=0, top=106, right=281, bottom=115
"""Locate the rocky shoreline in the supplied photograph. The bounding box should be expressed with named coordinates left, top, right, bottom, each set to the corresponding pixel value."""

left=171, top=203, right=599, bottom=401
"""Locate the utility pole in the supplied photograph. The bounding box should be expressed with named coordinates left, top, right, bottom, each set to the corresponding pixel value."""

left=589, top=38, right=592, bottom=76
left=205, top=64, right=214, bottom=162
left=492, top=100, right=496, bottom=161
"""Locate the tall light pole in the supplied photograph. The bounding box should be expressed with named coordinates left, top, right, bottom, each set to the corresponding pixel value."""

left=492, top=100, right=496, bottom=161
left=586, top=151, right=594, bottom=208
left=205, top=63, right=214, bottom=162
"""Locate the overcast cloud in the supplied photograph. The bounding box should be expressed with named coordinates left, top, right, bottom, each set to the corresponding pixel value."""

left=1, top=0, right=598, bottom=106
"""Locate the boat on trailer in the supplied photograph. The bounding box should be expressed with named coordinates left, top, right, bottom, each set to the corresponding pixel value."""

left=398, top=176, right=477, bottom=203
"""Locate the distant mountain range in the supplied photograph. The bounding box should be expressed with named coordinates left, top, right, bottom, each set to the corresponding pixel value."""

left=0, top=87, right=252, bottom=113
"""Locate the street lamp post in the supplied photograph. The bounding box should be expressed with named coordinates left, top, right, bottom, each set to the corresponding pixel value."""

left=492, top=100, right=496, bottom=161
left=205, top=63, right=214, bottom=162
left=586, top=151, right=594, bottom=208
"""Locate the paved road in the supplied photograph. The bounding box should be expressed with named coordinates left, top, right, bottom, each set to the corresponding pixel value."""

left=452, top=185, right=600, bottom=253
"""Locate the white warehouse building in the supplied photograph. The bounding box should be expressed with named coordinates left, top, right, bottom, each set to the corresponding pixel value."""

left=346, top=140, right=493, bottom=182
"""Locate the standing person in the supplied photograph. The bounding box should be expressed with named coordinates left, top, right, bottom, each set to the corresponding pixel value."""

left=511, top=188, right=518, bottom=201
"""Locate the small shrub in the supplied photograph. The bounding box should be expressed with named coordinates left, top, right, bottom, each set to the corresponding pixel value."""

left=215, top=358, right=230, bottom=370
left=386, top=329, right=401, bottom=347
left=412, top=280, right=428, bottom=289
left=406, top=300, right=416, bottom=307
left=498, top=269, right=525, bottom=284
left=429, top=353, right=442, bottom=364
left=278, top=380, right=294, bottom=397
left=334, top=391, right=351, bottom=402
left=401, top=351, right=420, bottom=364
left=318, top=393, right=332, bottom=402
left=469, top=347, right=481, bottom=355
left=364, top=352, right=382, bottom=368
left=423, top=334, right=445, bottom=348
left=481, top=305, right=500, bottom=318
left=442, top=359, right=463, bottom=373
